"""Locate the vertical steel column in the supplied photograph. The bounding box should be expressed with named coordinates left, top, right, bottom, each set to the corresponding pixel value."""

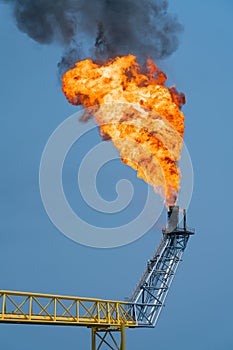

left=120, top=325, right=126, bottom=350
left=92, top=328, right=96, bottom=350
left=91, top=327, right=126, bottom=350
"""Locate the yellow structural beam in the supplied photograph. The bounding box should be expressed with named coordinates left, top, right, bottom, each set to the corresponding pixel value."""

left=0, top=290, right=136, bottom=329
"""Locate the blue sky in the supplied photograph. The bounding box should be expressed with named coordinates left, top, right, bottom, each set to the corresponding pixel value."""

left=1, top=1, right=233, bottom=349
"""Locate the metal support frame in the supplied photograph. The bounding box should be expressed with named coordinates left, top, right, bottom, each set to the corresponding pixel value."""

left=128, top=208, right=194, bottom=327
left=0, top=207, right=194, bottom=349
left=92, top=326, right=126, bottom=350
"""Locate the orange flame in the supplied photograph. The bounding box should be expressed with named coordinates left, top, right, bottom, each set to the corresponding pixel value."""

left=62, top=54, right=185, bottom=205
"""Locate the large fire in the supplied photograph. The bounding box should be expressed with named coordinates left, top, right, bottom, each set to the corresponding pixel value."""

left=62, top=54, right=185, bottom=205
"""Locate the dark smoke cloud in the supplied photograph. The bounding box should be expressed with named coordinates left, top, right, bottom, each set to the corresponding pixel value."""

left=2, top=0, right=183, bottom=74
left=2, top=0, right=80, bottom=44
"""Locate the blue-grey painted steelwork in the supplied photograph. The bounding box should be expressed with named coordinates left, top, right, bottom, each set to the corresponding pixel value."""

left=127, top=206, right=194, bottom=327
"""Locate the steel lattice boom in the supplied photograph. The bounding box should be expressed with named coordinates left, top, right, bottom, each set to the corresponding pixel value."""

left=127, top=206, right=194, bottom=327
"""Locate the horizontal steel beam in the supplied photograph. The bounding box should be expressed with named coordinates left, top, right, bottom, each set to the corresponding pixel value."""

left=0, top=290, right=137, bottom=328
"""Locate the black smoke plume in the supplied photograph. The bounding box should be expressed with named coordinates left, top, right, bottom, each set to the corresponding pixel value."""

left=2, top=0, right=183, bottom=74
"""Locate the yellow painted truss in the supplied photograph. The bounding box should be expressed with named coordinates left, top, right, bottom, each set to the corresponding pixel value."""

left=0, top=290, right=136, bottom=329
